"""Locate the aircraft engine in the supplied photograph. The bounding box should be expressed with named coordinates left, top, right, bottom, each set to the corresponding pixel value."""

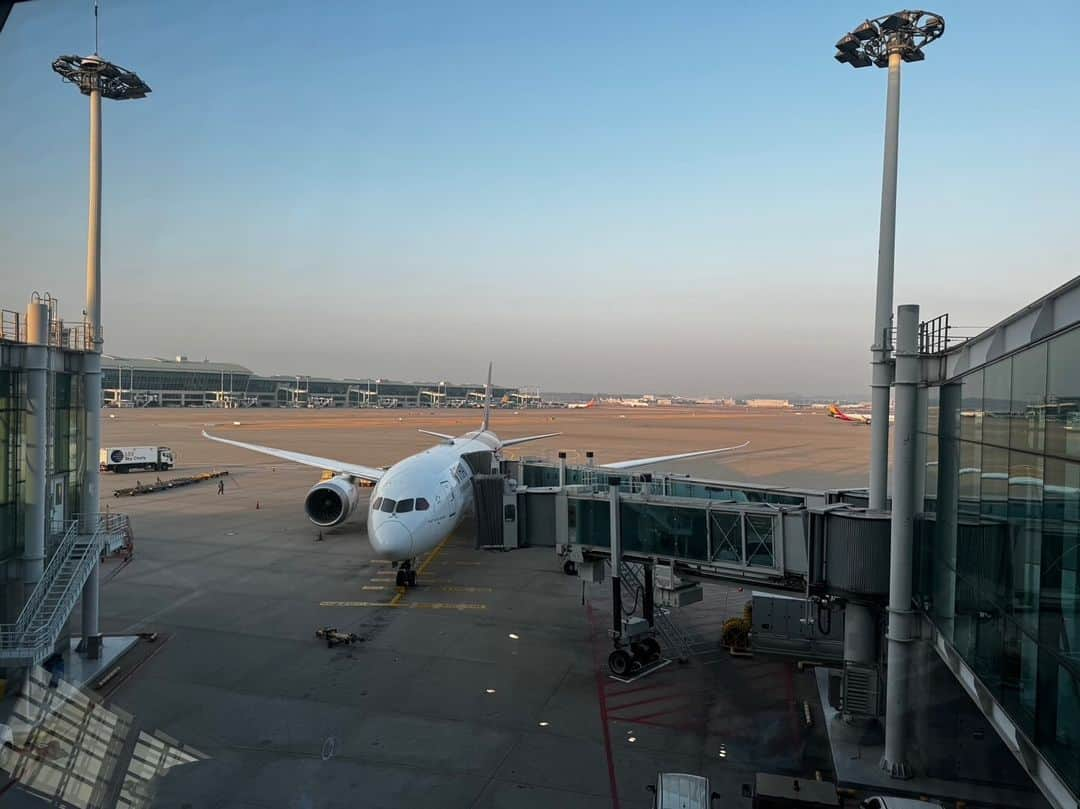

left=304, top=475, right=361, bottom=527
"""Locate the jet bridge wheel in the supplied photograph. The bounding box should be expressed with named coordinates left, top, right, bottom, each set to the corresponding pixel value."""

left=562, top=560, right=577, bottom=576
left=608, top=649, right=633, bottom=676
left=638, top=637, right=662, bottom=663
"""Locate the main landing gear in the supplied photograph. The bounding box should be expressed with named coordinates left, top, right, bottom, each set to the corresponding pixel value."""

left=395, top=559, right=418, bottom=588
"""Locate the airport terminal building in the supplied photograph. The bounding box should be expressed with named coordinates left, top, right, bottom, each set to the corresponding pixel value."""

left=100, top=355, right=521, bottom=409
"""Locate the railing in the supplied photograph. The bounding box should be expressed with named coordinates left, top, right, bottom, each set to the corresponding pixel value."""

left=0, top=515, right=117, bottom=666
left=0, top=307, right=98, bottom=351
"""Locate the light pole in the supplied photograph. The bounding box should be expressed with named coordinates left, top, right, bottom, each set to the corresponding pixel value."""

left=834, top=10, right=944, bottom=512
left=53, top=52, right=150, bottom=659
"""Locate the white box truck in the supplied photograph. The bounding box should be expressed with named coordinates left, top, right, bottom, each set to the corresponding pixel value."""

left=100, top=446, right=175, bottom=473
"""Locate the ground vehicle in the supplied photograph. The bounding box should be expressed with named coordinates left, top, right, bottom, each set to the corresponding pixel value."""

left=861, top=799, right=943, bottom=809
left=100, top=446, right=175, bottom=473
left=646, top=773, right=719, bottom=809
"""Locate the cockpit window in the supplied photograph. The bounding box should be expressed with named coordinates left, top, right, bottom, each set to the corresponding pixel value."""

left=371, top=497, right=382, bottom=510
left=415, top=498, right=430, bottom=511
left=379, top=498, right=396, bottom=513
left=396, top=498, right=414, bottom=513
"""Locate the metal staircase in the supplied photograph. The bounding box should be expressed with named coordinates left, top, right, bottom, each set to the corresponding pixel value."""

left=618, top=560, right=696, bottom=662
left=0, top=516, right=110, bottom=667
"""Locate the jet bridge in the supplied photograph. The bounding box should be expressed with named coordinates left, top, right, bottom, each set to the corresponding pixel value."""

left=480, top=460, right=898, bottom=684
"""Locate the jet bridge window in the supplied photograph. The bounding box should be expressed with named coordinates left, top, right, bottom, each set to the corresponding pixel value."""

left=378, top=498, right=396, bottom=513
left=396, top=499, right=414, bottom=513
left=415, top=498, right=430, bottom=511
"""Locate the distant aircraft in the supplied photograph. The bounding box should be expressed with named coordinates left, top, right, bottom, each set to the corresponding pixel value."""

left=567, top=398, right=597, bottom=409
left=827, top=403, right=894, bottom=425
left=204, top=365, right=749, bottom=586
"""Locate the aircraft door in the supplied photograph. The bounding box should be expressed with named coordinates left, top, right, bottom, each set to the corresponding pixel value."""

left=442, top=480, right=457, bottom=519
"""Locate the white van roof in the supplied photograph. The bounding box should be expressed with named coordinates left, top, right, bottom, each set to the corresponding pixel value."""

left=658, top=773, right=709, bottom=809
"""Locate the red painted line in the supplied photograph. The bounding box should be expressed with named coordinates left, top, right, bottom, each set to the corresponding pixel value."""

left=603, top=678, right=672, bottom=696
left=587, top=602, right=621, bottom=809
left=610, top=703, right=696, bottom=724
left=607, top=691, right=689, bottom=712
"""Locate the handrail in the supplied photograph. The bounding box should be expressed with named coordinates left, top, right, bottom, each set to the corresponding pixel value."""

left=14, top=520, right=80, bottom=631
left=0, top=513, right=125, bottom=666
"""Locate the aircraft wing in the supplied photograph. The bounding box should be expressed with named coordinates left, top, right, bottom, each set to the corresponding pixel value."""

left=202, top=431, right=385, bottom=482
left=500, top=432, right=562, bottom=448
left=601, top=441, right=750, bottom=470
left=418, top=429, right=455, bottom=441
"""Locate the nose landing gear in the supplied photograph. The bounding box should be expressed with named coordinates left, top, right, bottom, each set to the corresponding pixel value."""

left=394, top=559, right=418, bottom=587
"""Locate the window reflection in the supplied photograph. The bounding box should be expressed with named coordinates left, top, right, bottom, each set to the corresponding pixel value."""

left=929, top=325, right=1080, bottom=795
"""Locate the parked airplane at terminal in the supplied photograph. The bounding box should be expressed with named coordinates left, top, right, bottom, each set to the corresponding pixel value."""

left=204, top=366, right=749, bottom=586
left=567, top=398, right=597, bottom=409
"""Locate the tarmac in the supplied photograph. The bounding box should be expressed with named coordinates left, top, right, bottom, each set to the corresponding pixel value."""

left=2, top=407, right=1038, bottom=807
left=43, top=406, right=844, bottom=807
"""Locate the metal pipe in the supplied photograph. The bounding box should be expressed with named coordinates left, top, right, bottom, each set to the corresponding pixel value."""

left=86, top=86, right=102, bottom=348
left=881, top=303, right=919, bottom=778
left=80, top=85, right=104, bottom=658
left=868, top=49, right=903, bottom=511
left=23, top=301, right=50, bottom=594
left=609, top=479, right=621, bottom=636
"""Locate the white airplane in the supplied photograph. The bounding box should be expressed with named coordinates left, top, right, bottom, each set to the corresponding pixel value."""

left=203, top=366, right=749, bottom=587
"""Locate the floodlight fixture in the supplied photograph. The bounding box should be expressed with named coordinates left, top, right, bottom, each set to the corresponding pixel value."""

left=832, top=9, right=945, bottom=70
left=52, top=53, right=151, bottom=100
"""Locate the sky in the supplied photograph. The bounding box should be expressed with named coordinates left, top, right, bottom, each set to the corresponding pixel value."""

left=1, top=1, right=1077, bottom=397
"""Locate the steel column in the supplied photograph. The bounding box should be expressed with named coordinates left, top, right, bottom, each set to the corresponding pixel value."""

left=80, top=85, right=103, bottom=659
left=869, top=50, right=902, bottom=511
left=881, top=303, right=920, bottom=778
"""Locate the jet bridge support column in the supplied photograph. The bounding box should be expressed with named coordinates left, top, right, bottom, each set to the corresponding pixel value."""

left=881, top=304, right=920, bottom=779
left=609, top=479, right=622, bottom=636
left=558, top=452, right=567, bottom=488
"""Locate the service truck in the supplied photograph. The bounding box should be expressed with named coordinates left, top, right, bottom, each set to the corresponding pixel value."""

left=100, top=446, right=175, bottom=473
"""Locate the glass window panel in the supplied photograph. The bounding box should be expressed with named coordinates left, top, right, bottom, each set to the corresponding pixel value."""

left=925, top=384, right=940, bottom=437
left=1010, top=451, right=1044, bottom=634
left=983, top=358, right=1012, bottom=448
left=745, top=514, right=775, bottom=568
left=958, top=439, right=982, bottom=516
left=1011, top=343, right=1047, bottom=453
left=1047, top=327, right=1080, bottom=461
left=981, top=444, right=1009, bottom=520
left=924, top=428, right=938, bottom=512
left=960, top=370, right=983, bottom=443
left=571, top=499, right=610, bottom=548
left=620, top=502, right=707, bottom=561
left=709, top=511, right=742, bottom=563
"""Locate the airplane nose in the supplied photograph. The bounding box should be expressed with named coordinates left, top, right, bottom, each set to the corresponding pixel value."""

left=372, top=519, right=414, bottom=560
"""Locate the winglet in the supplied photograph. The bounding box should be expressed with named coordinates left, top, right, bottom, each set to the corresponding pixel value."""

left=481, top=361, right=493, bottom=432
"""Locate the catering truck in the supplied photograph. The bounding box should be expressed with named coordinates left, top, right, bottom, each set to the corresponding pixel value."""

left=100, top=446, right=175, bottom=473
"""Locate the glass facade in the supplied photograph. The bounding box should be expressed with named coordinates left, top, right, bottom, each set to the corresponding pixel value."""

left=922, top=324, right=1080, bottom=794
